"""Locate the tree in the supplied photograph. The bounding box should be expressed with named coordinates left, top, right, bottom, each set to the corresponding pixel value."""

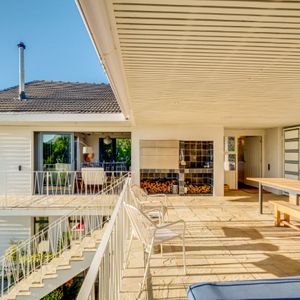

left=116, top=139, right=131, bottom=168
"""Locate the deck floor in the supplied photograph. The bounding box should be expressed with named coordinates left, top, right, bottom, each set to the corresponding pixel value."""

left=0, top=194, right=117, bottom=209
left=122, top=190, right=300, bottom=299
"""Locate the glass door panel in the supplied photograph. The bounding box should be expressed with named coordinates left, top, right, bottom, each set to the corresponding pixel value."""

left=42, top=133, right=73, bottom=171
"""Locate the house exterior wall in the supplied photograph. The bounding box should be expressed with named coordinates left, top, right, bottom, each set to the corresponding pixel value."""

left=0, top=216, right=31, bottom=256
left=0, top=127, right=33, bottom=195
left=131, top=125, right=224, bottom=196
left=0, top=124, right=285, bottom=198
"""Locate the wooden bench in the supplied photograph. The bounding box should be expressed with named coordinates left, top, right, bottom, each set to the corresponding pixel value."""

left=270, top=200, right=300, bottom=230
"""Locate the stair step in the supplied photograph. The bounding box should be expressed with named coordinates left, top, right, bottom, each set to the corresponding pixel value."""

left=52, top=257, right=71, bottom=267
left=84, top=247, right=97, bottom=252
left=93, top=229, right=103, bottom=240
left=4, top=296, right=16, bottom=300
left=16, top=290, right=31, bottom=296
left=69, top=256, right=84, bottom=262
left=43, top=273, right=58, bottom=280
left=30, top=282, right=44, bottom=288
left=56, top=264, right=71, bottom=270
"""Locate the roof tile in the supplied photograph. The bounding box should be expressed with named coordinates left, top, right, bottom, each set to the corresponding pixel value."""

left=0, top=80, right=121, bottom=114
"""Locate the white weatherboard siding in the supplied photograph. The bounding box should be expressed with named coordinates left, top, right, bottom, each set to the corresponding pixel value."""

left=132, top=125, right=224, bottom=196
left=0, top=129, right=32, bottom=195
left=0, top=216, right=31, bottom=256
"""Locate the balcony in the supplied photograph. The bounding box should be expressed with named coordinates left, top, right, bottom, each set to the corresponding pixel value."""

left=119, top=190, right=298, bottom=298
left=0, top=170, right=128, bottom=210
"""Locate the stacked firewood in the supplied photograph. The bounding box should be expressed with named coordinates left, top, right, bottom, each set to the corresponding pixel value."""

left=141, top=180, right=173, bottom=194
left=187, top=184, right=211, bottom=194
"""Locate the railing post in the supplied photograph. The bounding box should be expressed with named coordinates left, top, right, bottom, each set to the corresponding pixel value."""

left=1, top=260, right=4, bottom=297
left=144, top=250, right=153, bottom=300
left=46, top=171, right=49, bottom=196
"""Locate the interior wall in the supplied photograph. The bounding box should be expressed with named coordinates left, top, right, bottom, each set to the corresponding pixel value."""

left=243, top=136, right=263, bottom=187
left=131, top=125, right=224, bottom=196
left=85, top=134, right=100, bottom=162
left=225, top=129, right=266, bottom=189
left=264, top=127, right=283, bottom=194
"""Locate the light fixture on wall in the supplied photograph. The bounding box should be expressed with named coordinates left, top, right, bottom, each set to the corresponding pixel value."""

left=103, top=136, right=112, bottom=145
left=82, top=146, right=94, bottom=162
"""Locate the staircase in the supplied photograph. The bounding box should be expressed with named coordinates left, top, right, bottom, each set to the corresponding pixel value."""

left=0, top=174, right=129, bottom=300
left=4, top=229, right=103, bottom=300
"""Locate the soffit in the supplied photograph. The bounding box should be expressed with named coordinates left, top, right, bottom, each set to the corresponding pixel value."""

left=99, top=0, right=300, bottom=127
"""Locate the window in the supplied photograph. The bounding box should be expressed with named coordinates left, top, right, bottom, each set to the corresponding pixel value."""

left=224, top=136, right=236, bottom=171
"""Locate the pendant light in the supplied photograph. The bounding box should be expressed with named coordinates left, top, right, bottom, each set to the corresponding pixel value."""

left=103, top=136, right=112, bottom=145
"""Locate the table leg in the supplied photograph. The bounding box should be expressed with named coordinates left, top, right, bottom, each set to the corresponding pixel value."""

left=289, top=194, right=299, bottom=205
left=259, top=183, right=263, bottom=214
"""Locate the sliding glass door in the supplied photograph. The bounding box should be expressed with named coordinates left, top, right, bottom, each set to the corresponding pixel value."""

left=39, top=133, right=74, bottom=171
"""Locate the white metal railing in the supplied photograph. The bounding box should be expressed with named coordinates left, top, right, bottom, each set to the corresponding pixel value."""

left=76, top=178, right=132, bottom=300
left=0, top=170, right=129, bottom=207
left=33, top=170, right=128, bottom=195
left=0, top=174, right=130, bottom=298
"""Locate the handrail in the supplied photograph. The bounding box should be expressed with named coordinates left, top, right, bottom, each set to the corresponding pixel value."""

left=76, top=178, right=132, bottom=300
left=0, top=170, right=129, bottom=208
left=2, top=173, right=129, bottom=258
left=0, top=173, right=130, bottom=298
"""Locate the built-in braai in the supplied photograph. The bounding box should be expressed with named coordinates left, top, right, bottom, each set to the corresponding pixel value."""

left=140, top=140, right=179, bottom=194
left=179, top=141, right=213, bottom=195
left=140, top=169, right=179, bottom=194
left=140, top=139, right=214, bottom=195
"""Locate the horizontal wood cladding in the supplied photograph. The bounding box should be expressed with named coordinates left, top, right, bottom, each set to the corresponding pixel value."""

left=140, top=140, right=179, bottom=169
left=284, top=127, right=300, bottom=180
left=0, top=131, right=32, bottom=195
left=140, top=140, right=178, bottom=148
left=284, top=129, right=299, bottom=140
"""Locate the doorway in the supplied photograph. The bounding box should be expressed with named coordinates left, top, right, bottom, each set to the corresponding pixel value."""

left=238, top=136, right=262, bottom=189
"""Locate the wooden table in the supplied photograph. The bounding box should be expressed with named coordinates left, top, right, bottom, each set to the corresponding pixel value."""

left=247, top=178, right=300, bottom=214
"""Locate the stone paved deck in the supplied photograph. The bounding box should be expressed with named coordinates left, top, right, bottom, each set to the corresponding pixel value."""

left=122, top=190, right=300, bottom=299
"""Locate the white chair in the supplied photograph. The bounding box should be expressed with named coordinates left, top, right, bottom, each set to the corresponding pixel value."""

left=131, top=184, right=168, bottom=207
left=131, top=185, right=168, bottom=220
left=55, top=163, right=72, bottom=171
left=124, top=202, right=186, bottom=293
left=130, top=189, right=166, bottom=223
left=81, top=167, right=107, bottom=194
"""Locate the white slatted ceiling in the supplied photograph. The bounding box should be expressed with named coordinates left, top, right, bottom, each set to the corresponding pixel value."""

left=109, top=0, right=300, bottom=127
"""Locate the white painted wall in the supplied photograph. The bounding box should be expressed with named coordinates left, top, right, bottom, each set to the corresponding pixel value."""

left=86, top=134, right=100, bottom=161
left=0, top=128, right=32, bottom=195
left=132, top=125, right=224, bottom=196
left=224, top=128, right=284, bottom=192
left=264, top=128, right=283, bottom=178
left=224, top=129, right=266, bottom=189
left=244, top=136, right=262, bottom=187
left=0, top=216, right=31, bottom=256
left=264, top=128, right=283, bottom=194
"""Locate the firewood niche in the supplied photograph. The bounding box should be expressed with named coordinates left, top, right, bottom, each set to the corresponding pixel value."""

left=139, top=140, right=213, bottom=195
left=140, top=170, right=179, bottom=194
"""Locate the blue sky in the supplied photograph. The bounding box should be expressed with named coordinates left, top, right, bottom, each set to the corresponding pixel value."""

left=0, top=0, right=108, bottom=90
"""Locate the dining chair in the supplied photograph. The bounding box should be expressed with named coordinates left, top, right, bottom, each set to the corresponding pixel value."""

left=124, top=202, right=186, bottom=294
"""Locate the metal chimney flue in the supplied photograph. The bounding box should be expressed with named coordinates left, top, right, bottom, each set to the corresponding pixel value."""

left=17, top=42, right=26, bottom=100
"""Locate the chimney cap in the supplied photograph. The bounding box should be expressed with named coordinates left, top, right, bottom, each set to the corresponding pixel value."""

left=17, top=42, right=26, bottom=49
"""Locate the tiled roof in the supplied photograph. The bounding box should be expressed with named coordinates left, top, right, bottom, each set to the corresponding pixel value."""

left=0, top=80, right=121, bottom=114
